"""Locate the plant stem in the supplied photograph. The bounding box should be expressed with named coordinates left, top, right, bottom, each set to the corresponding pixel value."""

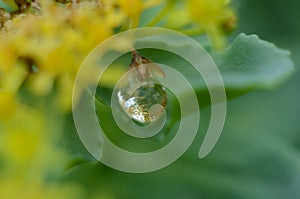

left=146, top=2, right=173, bottom=27
left=180, top=28, right=205, bottom=35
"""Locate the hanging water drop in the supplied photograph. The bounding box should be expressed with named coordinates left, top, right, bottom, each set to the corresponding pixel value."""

left=117, top=50, right=167, bottom=126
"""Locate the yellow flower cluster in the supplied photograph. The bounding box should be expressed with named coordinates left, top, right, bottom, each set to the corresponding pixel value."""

left=117, top=0, right=162, bottom=27
left=1, top=0, right=122, bottom=111
left=0, top=0, right=162, bottom=113
left=165, top=0, right=236, bottom=49
left=188, top=0, right=235, bottom=48
left=0, top=1, right=144, bottom=198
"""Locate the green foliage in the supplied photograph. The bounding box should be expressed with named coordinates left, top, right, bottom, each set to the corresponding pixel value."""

left=63, top=26, right=296, bottom=199
left=61, top=0, right=300, bottom=198
left=218, top=34, right=294, bottom=89
left=95, top=33, right=294, bottom=107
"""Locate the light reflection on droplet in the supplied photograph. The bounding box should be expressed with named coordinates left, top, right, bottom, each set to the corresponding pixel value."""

left=118, top=83, right=167, bottom=126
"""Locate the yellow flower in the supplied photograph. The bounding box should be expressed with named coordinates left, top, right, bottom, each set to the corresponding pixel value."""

left=0, top=0, right=126, bottom=112
left=166, top=0, right=236, bottom=49
left=0, top=96, right=86, bottom=198
left=187, top=0, right=236, bottom=48
left=117, top=0, right=162, bottom=28
left=0, top=2, right=129, bottom=198
left=0, top=90, right=17, bottom=120
left=0, top=63, right=27, bottom=120
left=3, top=118, right=44, bottom=164
left=118, top=0, right=144, bottom=27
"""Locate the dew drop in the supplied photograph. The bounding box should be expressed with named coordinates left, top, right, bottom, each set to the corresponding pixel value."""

left=117, top=51, right=167, bottom=126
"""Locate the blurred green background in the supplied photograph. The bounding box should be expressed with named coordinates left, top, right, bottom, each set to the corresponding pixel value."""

left=63, top=0, right=300, bottom=198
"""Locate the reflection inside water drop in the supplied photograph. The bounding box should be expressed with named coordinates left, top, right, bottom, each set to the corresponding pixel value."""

left=118, top=83, right=167, bottom=126
left=116, top=51, right=167, bottom=126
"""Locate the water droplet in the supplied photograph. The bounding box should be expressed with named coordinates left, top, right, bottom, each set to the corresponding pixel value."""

left=117, top=51, right=167, bottom=126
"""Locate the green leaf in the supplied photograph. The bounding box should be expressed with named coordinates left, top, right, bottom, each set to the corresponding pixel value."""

left=95, top=33, right=294, bottom=107
left=218, top=33, right=294, bottom=90
left=62, top=1, right=300, bottom=198
left=66, top=33, right=294, bottom=166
